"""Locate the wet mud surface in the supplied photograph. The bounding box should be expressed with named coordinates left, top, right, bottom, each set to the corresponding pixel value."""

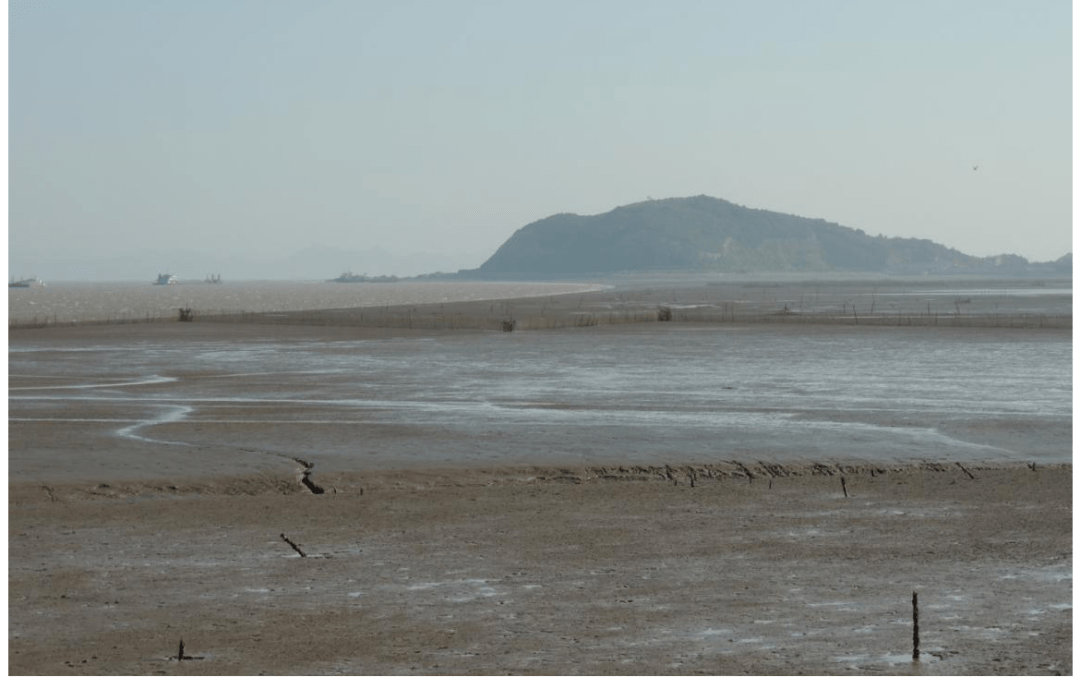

left=8, top=318, right=1071, bottom=484
left=9, top=279, right=1072, bottom=674
left=8, top=463, right=1071, bottom=675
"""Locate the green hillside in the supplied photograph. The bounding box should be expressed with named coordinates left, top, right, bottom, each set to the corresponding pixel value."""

left=462, top=195, right=1068, bottom=278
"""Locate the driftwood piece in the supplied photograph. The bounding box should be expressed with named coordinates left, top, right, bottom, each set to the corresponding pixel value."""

left=301, top=473, right=325, bottom=494
left=293, top=457, right=326, bottom=494
left=956, top=462, right=976, bottom=480
left=280, top=533, right=307, bottom=557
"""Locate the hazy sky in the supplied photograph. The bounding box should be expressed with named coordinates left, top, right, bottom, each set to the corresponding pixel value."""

left=8, top=0, right=1073, bottom=278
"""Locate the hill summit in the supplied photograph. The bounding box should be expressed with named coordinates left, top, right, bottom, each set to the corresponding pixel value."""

left=461, top=195, right=1068, bottom=278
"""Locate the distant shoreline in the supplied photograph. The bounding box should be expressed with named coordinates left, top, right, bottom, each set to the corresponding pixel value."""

left=193, top=277, right=1073, bottom=332
left=8, top=279, right=609, bottom=328
left=10, top=276, right=1071, bottom=332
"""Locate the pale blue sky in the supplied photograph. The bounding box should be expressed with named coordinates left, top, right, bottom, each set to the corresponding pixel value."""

left=8, top=0, right=1073, bottom=279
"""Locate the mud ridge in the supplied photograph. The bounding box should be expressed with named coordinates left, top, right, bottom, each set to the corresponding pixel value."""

left=522, top=460, right=1061, bottom=488
left=10, top=460, right=1064, bottom=501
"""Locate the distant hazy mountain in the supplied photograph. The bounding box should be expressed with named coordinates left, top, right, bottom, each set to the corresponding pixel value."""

left=461, top=195, right=1070, bottom=279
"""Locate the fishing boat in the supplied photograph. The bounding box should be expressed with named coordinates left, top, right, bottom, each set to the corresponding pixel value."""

left=9, top=276, right=44, bottom=288
left=154, top=273, right=178, bottom=285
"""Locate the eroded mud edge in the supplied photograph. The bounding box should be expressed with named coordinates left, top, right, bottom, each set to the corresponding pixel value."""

left=14, top=459, right=1070, bottom=502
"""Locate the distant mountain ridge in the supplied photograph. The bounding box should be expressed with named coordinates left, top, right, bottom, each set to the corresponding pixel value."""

left=462, top=195, right=1070, bottom=279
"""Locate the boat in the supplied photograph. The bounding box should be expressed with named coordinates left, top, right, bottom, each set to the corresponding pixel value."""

left=154, top=273, right=178, bottom=285
left=9, top=276, right=44, bottom=288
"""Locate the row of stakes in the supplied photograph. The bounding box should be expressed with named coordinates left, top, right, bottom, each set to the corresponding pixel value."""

left=169, top=590, right=925, bottom=663
left=172, top=464, right=953, bottom=664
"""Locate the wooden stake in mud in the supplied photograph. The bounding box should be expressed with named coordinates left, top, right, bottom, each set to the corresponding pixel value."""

left=280, top=533, right=307, bottom=557
left=912, top=591, right=920, bottom=662
left=841, top=476, right=848, bottom=498
left=173, top=638, right=202, bottom=661
left=956, top=462, right=976, bottom=480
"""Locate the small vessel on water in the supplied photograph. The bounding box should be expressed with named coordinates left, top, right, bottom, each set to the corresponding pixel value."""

left=9, top=276, right=44, bottom=288
left=154, top=273, right=178, bottom=285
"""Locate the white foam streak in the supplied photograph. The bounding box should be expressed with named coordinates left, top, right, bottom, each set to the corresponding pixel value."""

left=9, top=375, right=178, bottom=391
left=116, top=405, right=194, bottom=445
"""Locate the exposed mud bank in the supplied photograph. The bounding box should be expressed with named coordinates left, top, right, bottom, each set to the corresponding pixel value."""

left=16, top=460, right=1063, bottom=500
left=9, top=462, right=1071, bottom=675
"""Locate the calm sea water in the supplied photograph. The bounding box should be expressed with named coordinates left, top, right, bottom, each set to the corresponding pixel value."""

left=7, top=280, right=606, bottom=325
left=9, top=300, right=1072, bottom=479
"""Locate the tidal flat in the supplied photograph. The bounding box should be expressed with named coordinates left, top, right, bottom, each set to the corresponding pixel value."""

left=8, top=278, right=1072, bottom=675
